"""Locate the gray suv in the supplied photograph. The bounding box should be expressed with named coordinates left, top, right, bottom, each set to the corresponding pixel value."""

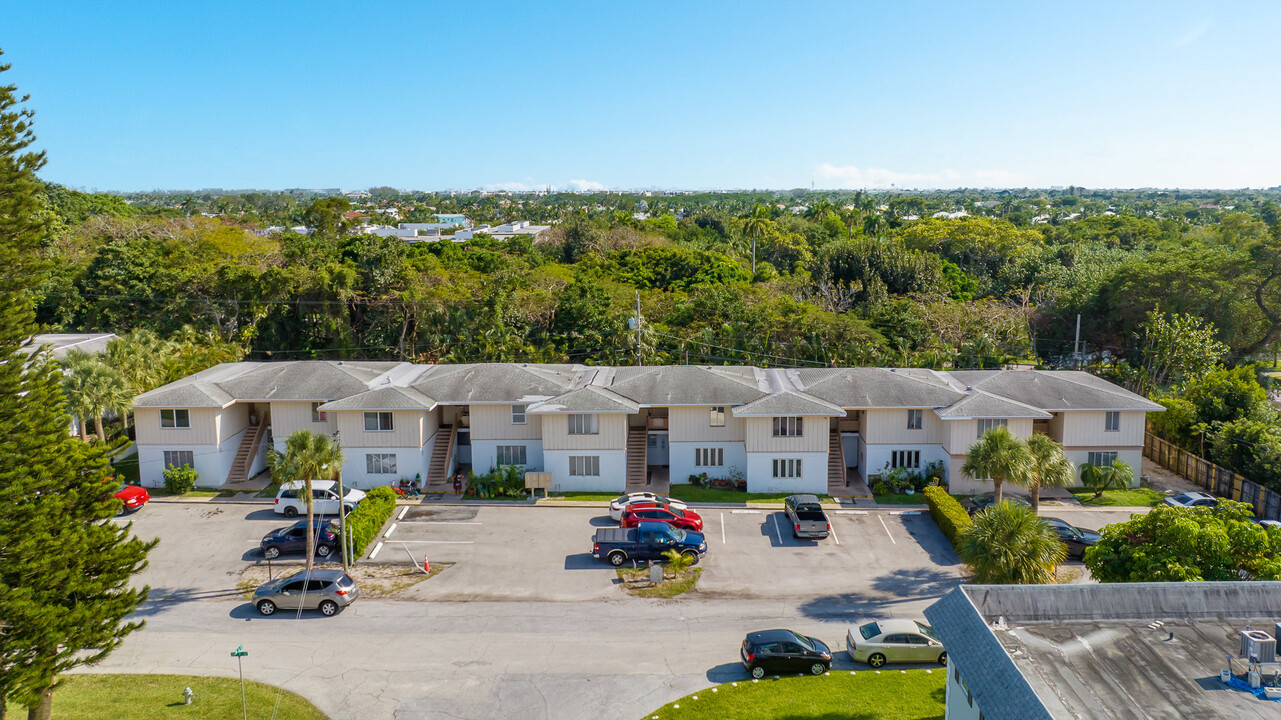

left=253, top=570, right=359, bottom=617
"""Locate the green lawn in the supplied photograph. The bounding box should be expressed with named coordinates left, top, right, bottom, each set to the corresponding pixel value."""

left=148, top=488, right=223, bottom=498
left=641, top=669, right=944, bottom=720
left=255, top=481, right=282, bottom=498
left=1071, top=487, right=1165, bottom=507
left=5, top=674, right=329, bottom=720
left=667, top=486, right=834, bottom=504
left=110, top=455, right=140, bottom=484
left=873, top=493, right=929, bottom=505
left=546, top=492, right=620, bottom=501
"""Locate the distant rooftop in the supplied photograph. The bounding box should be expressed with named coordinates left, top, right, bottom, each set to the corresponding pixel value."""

left=22, top=333, right=118, bottom=360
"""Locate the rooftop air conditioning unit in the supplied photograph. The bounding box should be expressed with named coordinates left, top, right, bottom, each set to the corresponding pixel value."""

left=1240, top=630, right=1276, bottom=664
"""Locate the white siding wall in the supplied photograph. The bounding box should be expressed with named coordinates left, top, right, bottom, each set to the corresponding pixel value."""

left=743, top=416, right=829, bottom=453
left=669, top=406, right=746, bottom=442
left=864, top=444, right=949, bottom=480
left=334, top=410, right=427, bottom=448
left=541, top=413, right=627, bottom=451
left=470, top=403, right=543, bottom=440
left=137, top=431, right=242, bottom=488
left=269, top=400, right=338, bottom=440
left=542, top=449, right=627, bottom=491
left=942, top=418, right=1034, bottom=455
left=944, top=665, right=983, bottom=720
left=1064, top=448, right=1143, bottom=487
left=220, top=403, right=249, bottom=443
left=863, top=408, right=942, bottom=445
left=135, top=407, right=219, bottom=446
left=840, top=433, right=859, bottom=469
left=669, top=441, right=748, bottom=485
left=744, top=451, right=828, bottom=493
left=471, top=439, right=545, bottom=473
left=339, top=447, right=429, bottom=489
left=1058, top=410, right=1145, bottom=448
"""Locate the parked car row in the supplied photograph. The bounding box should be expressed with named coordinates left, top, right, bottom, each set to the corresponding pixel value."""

left=274, top=480, right=366, bottom=518
left=740, top=619, right=947, bottom=679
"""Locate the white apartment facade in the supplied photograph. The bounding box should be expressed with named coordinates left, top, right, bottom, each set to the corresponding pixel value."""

left=132, top=362, right=1161, bottom=493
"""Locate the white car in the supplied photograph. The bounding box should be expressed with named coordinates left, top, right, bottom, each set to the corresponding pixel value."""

left=608, top=492, right=687, bottom=521
left=1162, top=491, right=1218, bottom=509
left=274, top=480, right=366, bottom=517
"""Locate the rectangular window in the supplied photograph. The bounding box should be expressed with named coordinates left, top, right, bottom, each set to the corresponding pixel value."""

left=311, top=402, right=327, bottom=422
left=567, top=414, right=599, bottom=435
left=162, top=450, right=194, bottom=468
left=160, top=409, right=190, bottom=429
left=364, top=411, right=394, bottom=431
left=976, top=418, right=1008, bottom=438
left=366, top=453, right=397, bottom=474
left=496, top=445, right=527, bottom=466
left=772, top=458, right=803, bottom=478
left=695, top=447, right=724, bottom=467
left=772, top=416, right=803, bottom=437
left=1105, top=411, right=1120, bottom=432
left=511, top=404, right=526, bottom=425
left=891, top=450, right=921, bottom=469
left=709, top=406, right=726, bottom=427
left=907, top=409, right=923, bottom=430
left=1088, top=451, right=1118, bottom=467
left=568, top=455, right=600, bottom=476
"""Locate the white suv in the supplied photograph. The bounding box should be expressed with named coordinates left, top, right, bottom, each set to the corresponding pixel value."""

left=274, top=480, right=366, bottom=517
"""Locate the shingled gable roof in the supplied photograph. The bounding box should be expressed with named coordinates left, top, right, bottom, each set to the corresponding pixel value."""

left=317, top=385, right=436, bottom=412
left=409, top=363, right=581, bottom=403
left=526, top=385, right=640, bottom=414
left=607, top=365, right=767, bottom=405
left=731, top=390, right=845, bottom=417
left=217, top=361, right=402, bottom=400
left=948, top=369, right=1164, bottom=411
left=796, top=367, right=966, bottom=408
left=133, top=363, right=247, bottom=408
left=934, top=390, right=1052, bottom=419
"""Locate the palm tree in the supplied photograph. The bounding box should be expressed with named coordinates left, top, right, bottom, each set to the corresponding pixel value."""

left=61, top=356, right=131, bottom=442
left=1022, top=435, right=1075, bottom=512
left=741, top=203, right=772, bottom=274
left=863, top=212, right=888, bottom=239
left=961, top=426, right=1032, bottom=504
left=1079, top=459, right=1134, bottom=499
left=104, top=330, right=167, bottom=432
left=268, top=430, right=344, bottom=573
left=957, top=501, right=1066, bottom=584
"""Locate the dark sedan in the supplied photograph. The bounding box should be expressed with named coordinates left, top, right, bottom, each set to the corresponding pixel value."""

left=1043, top=517, right=1100, bottom=560
left=963, top=492, right=1031, bottom=515
left=741, top=629, right=832, bottom=679
left=260, top=519, right=341, bottom=559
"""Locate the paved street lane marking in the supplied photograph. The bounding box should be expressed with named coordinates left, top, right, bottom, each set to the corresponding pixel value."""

left=398, top=506, right=408, bottom=520
left=878, top=514, right=896, bottom=544
left=370, top=541, right=384, bottom=559
left=385, top=523, right=397, bottom=538
left=772, top=514, right=784, bottom=544
left=398, top=521, right=483, bottom=525
left=389, top=540, right=474, bottom=544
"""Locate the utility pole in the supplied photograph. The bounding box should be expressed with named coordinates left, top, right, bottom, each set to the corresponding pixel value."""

left=332, top=431, right=350, bottom=573
left=635, top=291, right=643, bottom=366
left=1073, top=314, right=1081, bottom=370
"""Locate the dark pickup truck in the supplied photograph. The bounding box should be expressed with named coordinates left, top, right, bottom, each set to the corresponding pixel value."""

left=592, top=521, right=708, bottom=566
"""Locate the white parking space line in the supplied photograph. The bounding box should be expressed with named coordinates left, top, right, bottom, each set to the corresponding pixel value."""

left=834, top=510, right=868, bottom=515
left=828, top=521, right=840, bottom=546
left=370, top=541, right=384, bottom=559
left=720, top=512, right=726, bottom=544
left=397, top=506, right=408, bottom=520
left=771, top=514, right=784, bottom=544
left=397, top=521, right=483, bottom=525
left=390, top=540, right=474, bottom=544
left=878, top=514, right=897, bottom=544
left=731, top=510, right=762, bottom=514
left=385, top=523, right=397, bottom=538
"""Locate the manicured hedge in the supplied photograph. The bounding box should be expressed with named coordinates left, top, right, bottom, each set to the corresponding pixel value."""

left=924, top=486, right=971, bottom=547
left=345, top=486, right=397, bottom=562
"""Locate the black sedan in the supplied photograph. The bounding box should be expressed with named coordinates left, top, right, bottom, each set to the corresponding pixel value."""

left=963, top=492, right=1031, bottom=515
left=261, top=519, right=341, bottom=559
left=1043, top=517, right=1100, bottom=560
left=741, top=629, right=832, bottom=679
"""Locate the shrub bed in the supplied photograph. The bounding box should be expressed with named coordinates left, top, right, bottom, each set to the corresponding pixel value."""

left=346, top=486, right=397, bottom=561
left=924, top=485, right=971, bottom=547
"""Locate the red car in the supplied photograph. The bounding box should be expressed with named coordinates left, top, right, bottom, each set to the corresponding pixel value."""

left=115, top=484, right=150, bottom=513
left=620, top=503, right=703, bottom=532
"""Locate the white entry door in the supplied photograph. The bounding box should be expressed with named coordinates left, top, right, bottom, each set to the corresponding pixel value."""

left=647, top=432, right=669, bottom=465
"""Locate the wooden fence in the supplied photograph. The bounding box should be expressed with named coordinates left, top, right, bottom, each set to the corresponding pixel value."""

left=1144, top=432, right=1281, bottom=520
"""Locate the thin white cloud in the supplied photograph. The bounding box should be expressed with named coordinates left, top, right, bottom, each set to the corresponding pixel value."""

left=481, top=179, right=609, bottom=192
left=1173, top=19, right=1212, bottom=47
left=566, top=179, right=607, bottom=191
left=816, top=163, right=1029, bottom=189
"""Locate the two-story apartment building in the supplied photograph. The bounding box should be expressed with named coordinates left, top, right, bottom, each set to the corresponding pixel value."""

left=132, top=362, right=1161, bottom=493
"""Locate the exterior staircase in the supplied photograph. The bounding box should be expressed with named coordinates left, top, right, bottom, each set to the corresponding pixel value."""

left=827, top=428, right=848, bottom=494
left=626, top=427, right=648, bottom=490
left=425, top=425, right=457, bottom=490
left=225, top=414, right=269, bottom=485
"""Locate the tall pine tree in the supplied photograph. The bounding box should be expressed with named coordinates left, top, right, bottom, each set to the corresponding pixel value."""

left=0, top=48, right=156, bottom=720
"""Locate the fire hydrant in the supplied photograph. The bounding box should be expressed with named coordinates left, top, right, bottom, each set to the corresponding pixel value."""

left=183, top=687, right=194, bottom=705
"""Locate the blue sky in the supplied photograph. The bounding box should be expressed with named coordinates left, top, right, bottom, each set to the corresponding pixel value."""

left=4, top=1, right=1280, bottom=191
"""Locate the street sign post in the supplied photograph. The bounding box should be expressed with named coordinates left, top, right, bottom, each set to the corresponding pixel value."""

left=231, top=645, right=248, bottom=720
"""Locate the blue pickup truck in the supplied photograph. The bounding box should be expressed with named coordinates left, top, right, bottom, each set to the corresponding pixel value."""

left=592, top=521, right=708, bottom=566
